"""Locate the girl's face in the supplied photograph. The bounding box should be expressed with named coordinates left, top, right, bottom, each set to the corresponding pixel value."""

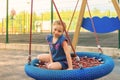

left=52, top=25, right=64, bottom=38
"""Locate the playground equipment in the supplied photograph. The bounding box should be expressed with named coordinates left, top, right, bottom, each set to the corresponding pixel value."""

left=24, top=0, right=119, bottom=80
left=25, top=52, right=114, bottom=80
left=82, top=17, right=120, bottom=33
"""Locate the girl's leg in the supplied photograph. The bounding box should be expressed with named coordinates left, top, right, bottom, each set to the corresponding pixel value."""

left=37, top=54, right=50, bottom=62
left=47, top=62, right=62, bottom=70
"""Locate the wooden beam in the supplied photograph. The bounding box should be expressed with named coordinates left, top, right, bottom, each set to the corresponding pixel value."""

left=72, top=0, right=87, bottom=49
left=112, top=0, right=120, bottom=19
left=112, top=0, right=120, bottom=49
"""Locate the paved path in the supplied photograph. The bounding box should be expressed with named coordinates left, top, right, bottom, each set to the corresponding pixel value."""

left=0, top=49, right=119, bottom=80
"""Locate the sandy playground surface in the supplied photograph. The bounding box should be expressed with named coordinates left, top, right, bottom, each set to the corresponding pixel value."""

left=0, top=49, right=120, bottom=80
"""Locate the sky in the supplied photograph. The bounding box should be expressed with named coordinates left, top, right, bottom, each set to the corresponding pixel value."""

left=0, top=0, right=115, bottom=19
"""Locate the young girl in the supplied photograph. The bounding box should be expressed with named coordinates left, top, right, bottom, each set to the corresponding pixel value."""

left=37, top=20, right=73, bottom=70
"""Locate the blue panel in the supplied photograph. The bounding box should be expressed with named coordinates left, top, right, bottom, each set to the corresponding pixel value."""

left=82, top=16, right=120, bottom=33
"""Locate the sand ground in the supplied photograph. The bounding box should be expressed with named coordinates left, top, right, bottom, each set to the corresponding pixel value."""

left=0, top=49, right=119, bottom=80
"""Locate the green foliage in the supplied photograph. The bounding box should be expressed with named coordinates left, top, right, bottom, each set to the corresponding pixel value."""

left=0, top=9, right=118, bottom=34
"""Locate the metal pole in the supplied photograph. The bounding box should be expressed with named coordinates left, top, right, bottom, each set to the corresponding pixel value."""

left=119, top=27, right=120, bottom=49
left=118, top=30, right=120, bottom=49
left=24, top=10, right=26, bottom=34
left=118, top=0, right=120, bottom=49
left=51, top=0, right=53, bottom=34
left=2, top=18, right=4, bottom=34
left=6, top=0, right=9, bottom=43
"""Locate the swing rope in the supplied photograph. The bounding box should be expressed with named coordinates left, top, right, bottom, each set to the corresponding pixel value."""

left=86, top=1, right=103, bottom=54
left=27, top=0, right=103, bottom=64
left=67, top=0, right=80, bottom=32
left=28, top=0, right=33, bottom=64
left=27, top=0, right=79, bottom=64
left=52, top=0, right=77, bottom=57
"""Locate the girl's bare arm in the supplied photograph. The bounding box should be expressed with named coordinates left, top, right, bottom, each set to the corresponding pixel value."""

left=49, top=50, right=53, bottom=63
left=62, top=41, right=73, bottom=70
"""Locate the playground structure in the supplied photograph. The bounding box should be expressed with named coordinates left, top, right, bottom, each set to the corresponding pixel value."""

left=0, top=0, right=119, bottom=80
left=72, top=0, right=120, bottom=49
left=24, top=0, right=120, bottom=80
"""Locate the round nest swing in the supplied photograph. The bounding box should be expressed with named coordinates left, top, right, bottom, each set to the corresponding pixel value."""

left=24, top=52, right=114, bottom=80
left=24, top=0, right=115, bottom=80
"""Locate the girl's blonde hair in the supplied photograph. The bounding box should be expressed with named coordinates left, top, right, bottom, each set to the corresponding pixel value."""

left=53, top=20, right=66, bottom=31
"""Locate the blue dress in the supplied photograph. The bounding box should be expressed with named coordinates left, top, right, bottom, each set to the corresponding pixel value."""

left=46, top=34, right=68, bottom=69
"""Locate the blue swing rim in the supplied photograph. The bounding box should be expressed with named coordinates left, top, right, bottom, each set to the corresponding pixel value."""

left=24, top=52, right=114, bottom=80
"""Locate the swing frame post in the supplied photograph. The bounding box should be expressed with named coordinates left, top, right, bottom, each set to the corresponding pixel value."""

left=72, top=0, right=87, bottom=49
left=118, top=30, right=120, bottom=49
left=112, top=0, right=120, bottom=49
left=51, top=0, right=53, bottom=34
left=118, top=0, right=120, bottom=49
left=6, top=0, right=9, bottom=43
